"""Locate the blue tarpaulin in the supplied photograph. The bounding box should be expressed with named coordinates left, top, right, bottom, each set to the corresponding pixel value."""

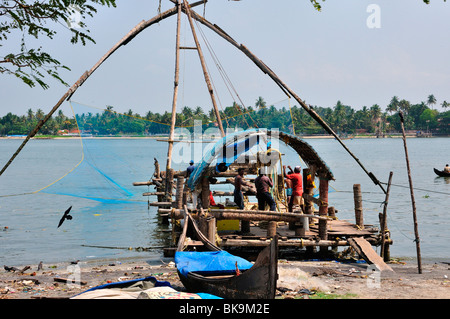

left=175, top=251, right=254, bottom=277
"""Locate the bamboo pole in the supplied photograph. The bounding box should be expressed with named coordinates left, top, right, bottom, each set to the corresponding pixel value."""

left=175, top=176, right=185, bottom=209
left=201, top=177, right=210, bottom=209
left=221, top=239, right=349, bottom=248
left=182, top=0, right=225, bottom=137
left=318, top=177, right=329, bottom=253
left=380, top=171, right=393, bottom=261
left=167, top=208, right=331, bottom=222
left=185, top=9, right=386, bottom=194
left=353, top=184, right=364, bottom=229
left=399, top=111, right=422, bottom=274
left=166, top=0, right=183, bottom=171
left=0, top=1, right=207, bottom=177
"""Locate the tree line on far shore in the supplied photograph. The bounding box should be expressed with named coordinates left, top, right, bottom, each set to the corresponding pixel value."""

left=1, top=95, right=449, bottom=137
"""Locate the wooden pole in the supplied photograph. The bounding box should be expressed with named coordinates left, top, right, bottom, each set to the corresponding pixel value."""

left=167, top=208, right=331, bottom=222
left=380, top=171, right=393, bottom=260
left=199, top=207, right=216, bottom=244
left=353, top=184, right=364, bottom=229
left=318, top=177, right=329, bottom=253
left=201, top=177, right=210, bottom=209
left=399, top=111, right=422, bottom=274
left=185, top=8, right=386, bottom=194
left=166, top=0, right=182, bottom=171
left=0, top=2, right=205, bottom=177
left=165, top=168, right=175, bottom=201
left=182, top=0, right=225, bottom=137
left=175, top=176, right=185, bottom=209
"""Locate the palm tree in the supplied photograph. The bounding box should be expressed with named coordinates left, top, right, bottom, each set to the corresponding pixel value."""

left=182, top=106, right=193, bottom=119
left=441, top=100, right=449, bottom=110
left=26, top=108, right=34, bottom=121
left=398, top=99, right=411, bottom=114
left=427, top=94, right=437, bottom=110
left=369, top=104, right=382, bottom=134
left=36, top=109, right=45, bottom=121
left=193, top=106, right=204, bottom=118
left=386, top=96, right=399, bottom=114
left=255, top=96, right=266, bottom=109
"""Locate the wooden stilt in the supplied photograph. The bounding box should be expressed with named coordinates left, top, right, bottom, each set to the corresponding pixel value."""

left=353, top=184, right=364, bottom=229
left=399, top=112, right=422, bottom=274
left=380, top=171, right=393, bottom=261
left=175, top=176, right=185, bottom=209
left=267, top=221, right=277, bottom=238
left=165, top=169, right=174, bottom=199
left=319, top=177, right=329, bottom=253
left=201, top=177, right=210, bottom=209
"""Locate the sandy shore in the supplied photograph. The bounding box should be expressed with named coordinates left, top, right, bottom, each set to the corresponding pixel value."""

left=0, top=256, right=448, bottom=300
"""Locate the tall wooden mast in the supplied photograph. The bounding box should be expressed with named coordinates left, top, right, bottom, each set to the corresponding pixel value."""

left=166, top=0, right=183, bottom=170
left=182, top=0, right=225, bottom=137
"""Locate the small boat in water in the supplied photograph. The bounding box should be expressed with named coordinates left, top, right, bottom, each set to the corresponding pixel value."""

left=434, top=168, right=450, bottom=177
left=175, top=211, right=278, bottom=299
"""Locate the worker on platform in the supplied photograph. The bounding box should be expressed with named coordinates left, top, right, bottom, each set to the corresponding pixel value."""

left=255, top=167, right=276, bottom=211
left=283, top=165, right=304, bottom=213
left=186, top=160, right=195, bottom=177
left=234, top=168, right=253, bottom=210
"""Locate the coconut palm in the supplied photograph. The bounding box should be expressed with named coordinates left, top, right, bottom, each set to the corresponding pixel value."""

left=398, top=99, right=411, bottom=114
left=386, top=96, right=399, bottom=114
left=255, top=96, right=266, bottom=109
left=427, top=94, right=437, bottom=110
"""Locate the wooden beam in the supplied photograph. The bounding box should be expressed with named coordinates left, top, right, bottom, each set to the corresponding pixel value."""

left=185, top=7, right=386, bottom=194
left=166, top=0, right=183, bottom=171
left=348, top=237, right=394, bottom=272
left=0, top=2, right=204, bottom=177
left=182, top=0, right=225, bottom=137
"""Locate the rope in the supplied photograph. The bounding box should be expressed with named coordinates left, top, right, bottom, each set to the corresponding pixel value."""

left=193, top=18, right=257, bottom=129
left=288, top=97, right=295, bottom=135
left=0, top=102, right=84, bottom=198
left=380, top=181, right=450, bottom=196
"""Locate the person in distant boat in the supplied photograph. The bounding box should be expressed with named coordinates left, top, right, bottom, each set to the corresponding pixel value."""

left=283, top=165, right=303, bottom=213
left=186, top=160, right=195, bottom=177
left=444, top=164, right=450, bottom=173
left=234, top=168, right=253, bottom=210
left=255, top=167, right=276, bottom=211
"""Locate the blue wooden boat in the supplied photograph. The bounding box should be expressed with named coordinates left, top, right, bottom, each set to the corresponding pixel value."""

left=175, top=211, right=278, bottom=299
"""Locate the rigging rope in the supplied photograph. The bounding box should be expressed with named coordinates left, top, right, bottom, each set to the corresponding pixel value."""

left=193, top=17, right=258, bottom=129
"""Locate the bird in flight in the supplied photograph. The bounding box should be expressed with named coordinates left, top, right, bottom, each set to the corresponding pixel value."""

left=57, top=206, right=73, bottom=228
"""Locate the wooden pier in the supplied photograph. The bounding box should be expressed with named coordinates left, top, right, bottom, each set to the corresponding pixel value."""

left=134, top=158, right=394, bottom=272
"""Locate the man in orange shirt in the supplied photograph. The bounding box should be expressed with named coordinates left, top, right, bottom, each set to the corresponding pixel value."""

left=283, top=165, right=303, bottom=213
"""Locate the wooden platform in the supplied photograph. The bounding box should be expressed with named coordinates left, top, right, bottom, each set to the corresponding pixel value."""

left=217, top=219, right=381, bottom=249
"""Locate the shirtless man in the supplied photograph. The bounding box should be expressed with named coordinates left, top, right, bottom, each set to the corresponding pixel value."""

left=234, top=168, right=253, bottom=209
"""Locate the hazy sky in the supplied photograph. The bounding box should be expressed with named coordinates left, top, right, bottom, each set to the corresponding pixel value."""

left=1, top=0, right=449, bottom=117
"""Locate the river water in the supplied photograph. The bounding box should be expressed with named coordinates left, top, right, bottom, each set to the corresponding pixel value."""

left=0, top=136, right=449, bottom=266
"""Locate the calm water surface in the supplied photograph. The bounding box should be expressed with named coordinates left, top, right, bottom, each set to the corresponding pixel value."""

left=0, top=136, right=449, bottom=266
